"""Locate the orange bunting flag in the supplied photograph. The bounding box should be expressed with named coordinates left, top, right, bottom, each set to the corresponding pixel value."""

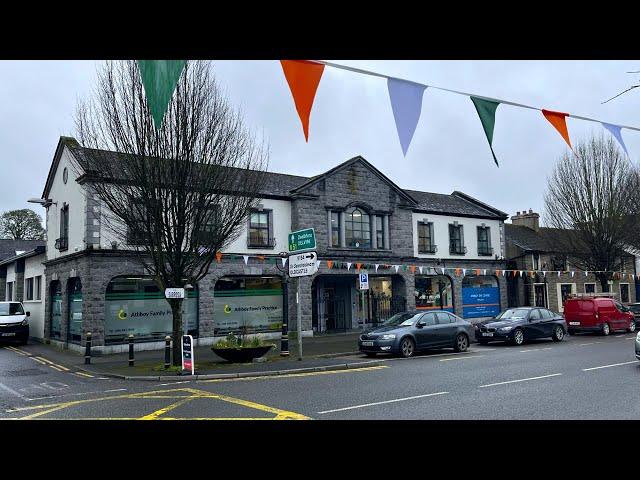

left=512, top=270, right=517, bottom=277
left=257, top=255, right=265, bottom=261
left=496, top=269, right=501, bottom=276
left=280, top=60, right=325, bottom=141
left=356, top=263, right=362, bottom=271
left=541, top=109, right=572, bottom=150
left=474, top=269, right=481, bottom=276
left=410, top=265, right=416, bottom=273
left=215, top=251, right=222, bottom=263
left=327, top=260, right=333, bottom=269
left=455, top=268, right=462, bottom=276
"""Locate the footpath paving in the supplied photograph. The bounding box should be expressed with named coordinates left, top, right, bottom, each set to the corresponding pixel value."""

left=12, top=332, right=377, bottom=381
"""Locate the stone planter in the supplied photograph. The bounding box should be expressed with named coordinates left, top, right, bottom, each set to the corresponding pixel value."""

left=211, top=345, right=273, bottom=363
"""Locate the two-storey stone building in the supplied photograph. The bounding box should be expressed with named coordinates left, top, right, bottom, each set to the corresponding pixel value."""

left=38, top=136, right=509, bottom=353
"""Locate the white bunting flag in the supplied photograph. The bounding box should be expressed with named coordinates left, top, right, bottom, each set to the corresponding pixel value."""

left=394, top=265, right=400, bottom=273
left=557, top=271, right=561, bottom=277
left=441, top=267, right=446, bottom=275
left=418, top=266, right=423, bottom=274
left=243, top=255, right=249, bottom=265
left=584, top=271, right=588, bottom=277
left=543, top=271, right=546, bottom=277
left=316, top=260, right=321, bottom=269
left=281, top=257, right=287, bottom=268
left=347, top=262, right=352, bottom=271
left=571, top=271, right=575, bottom=278
left=375, top=264, right=379, bottom=272
left=483, top=269, right=487, bottom=275
left=519, top=270, right=523, bottom=277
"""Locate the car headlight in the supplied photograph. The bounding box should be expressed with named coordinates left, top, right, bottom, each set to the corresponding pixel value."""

left=380, top=334, right=396, bottom=340
left=499, top=326, right=513, bottom=332
left=359, top=335, right=365, bottom=341
left=21, top=319, right=28, bottom=326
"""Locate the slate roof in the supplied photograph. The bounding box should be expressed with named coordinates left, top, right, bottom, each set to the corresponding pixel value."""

left=406, top=190, right=507, bottom=219
left=0, top=240, right=46, bottom=262
left=505, top=224, right=585, bottom=253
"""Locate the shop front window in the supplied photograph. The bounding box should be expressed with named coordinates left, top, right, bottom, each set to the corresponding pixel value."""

left=415, top=275, right=453, bottom=312
left=68, top=278, right=83, bottom=344
left=104, top=277, right=199, bottom=345
left=50, top=281, right=62, bottom=340
left=213, top=276, right=283, bottom=335
left=462, top=275, right=500, bottom=319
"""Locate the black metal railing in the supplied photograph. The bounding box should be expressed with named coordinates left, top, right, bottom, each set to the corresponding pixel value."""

left=449, top=244, right=467, bottom=255
left=478, top=246, right=494, bottom=256
left=247, top=234, right=276, bottom=249
left=370, top=295, right=407, bottom=327
left=418, top=244, right=438, bottom=254
left=55, top=237, right=68, bottom=251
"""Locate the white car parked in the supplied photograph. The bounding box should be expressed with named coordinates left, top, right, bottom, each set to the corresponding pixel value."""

left=0, top=302, right=30, bottom=344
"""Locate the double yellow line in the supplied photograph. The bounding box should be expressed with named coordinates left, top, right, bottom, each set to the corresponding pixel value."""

left=4, top=346, right=78, bottom=374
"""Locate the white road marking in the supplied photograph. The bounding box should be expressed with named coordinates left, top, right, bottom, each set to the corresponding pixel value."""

left=582, top=361, right=638, bottom=371
left=26, top=388, right=127, bottom=402
left=103, top=388, right=127, bottom=393
left=440, top=355, right=484, bottom=362
left=578, top=342, right=598, bottom=346
left=615, top=335, right=625, bottom=338
left=0, top=382, right=30, bottom=401
left=317, top=392, right=449, bottom=414
left=479, top=373, right=562, bottom=388
left=519, top=347, right=553, bottom=353
left=626, top=337, right=637, bottom=340
left=158, top=381, right=191, bottom=386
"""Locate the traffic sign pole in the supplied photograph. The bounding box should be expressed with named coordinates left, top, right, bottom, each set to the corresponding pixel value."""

left=297, top=278, right=302, bottom=361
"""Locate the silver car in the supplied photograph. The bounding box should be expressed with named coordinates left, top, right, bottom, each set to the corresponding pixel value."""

left=635, top=331, right=640, bottom=361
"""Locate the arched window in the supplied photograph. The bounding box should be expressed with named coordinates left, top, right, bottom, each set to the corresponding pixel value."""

left=345, top=207, right=371, bottom=248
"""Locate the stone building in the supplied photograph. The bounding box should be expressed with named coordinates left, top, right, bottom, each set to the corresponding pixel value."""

left=36, top=136, right=510, bottom=353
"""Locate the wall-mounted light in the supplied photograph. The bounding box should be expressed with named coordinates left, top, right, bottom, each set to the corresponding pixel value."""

left=28, top=198, right=55, bottom=208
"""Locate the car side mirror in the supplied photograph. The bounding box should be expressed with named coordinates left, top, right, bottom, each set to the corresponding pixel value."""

left=416, top=322, right=424, bottom=328
left=26, top=311, right=30, bottom=317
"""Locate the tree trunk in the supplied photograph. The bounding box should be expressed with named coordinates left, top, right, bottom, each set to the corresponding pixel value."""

left=169, top=299, right=183, bottom=367
left=597, top=273, right=609, bottom=293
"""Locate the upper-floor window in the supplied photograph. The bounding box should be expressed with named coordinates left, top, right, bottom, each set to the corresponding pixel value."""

left=56, top=203, right=69, bottom=251
left=345, top=207, right=370, bottom=248
left=477, top=226, right=492, bottom=256
left=449, top=223, right=466, bottom=255
left=248, top=209, right=274, bottom=248
left=195, top=205, right=220, bottom=246
left=330, top=211, right=340, bottom=247
left=532, top=253, right=540, bottom=270
left=127, top=201, right=147, bottom=246
left=418, top=222, right=436, bottom=254
left=375, top=215, right=385, bottom=250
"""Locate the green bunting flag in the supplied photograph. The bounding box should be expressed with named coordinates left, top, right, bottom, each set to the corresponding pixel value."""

left=470, top=96, right=500, bottom=167
left=137, top=60, right=187, bottom=129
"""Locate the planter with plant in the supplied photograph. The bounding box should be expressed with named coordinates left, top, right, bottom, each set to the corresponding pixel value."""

left=211, top=327, right=275, bottom=363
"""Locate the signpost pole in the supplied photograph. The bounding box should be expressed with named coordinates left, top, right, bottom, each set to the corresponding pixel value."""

left=297, top=277, right=302, bottom=360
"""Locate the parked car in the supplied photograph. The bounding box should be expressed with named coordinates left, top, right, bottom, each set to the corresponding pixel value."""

left=0, top=301, right=30, bottom=345
left=563, top=296, right=635, bottom=336
left=358, top=310, right=474, bottom=358
left=626, top=302, right=640, bottom=328
left=635, top=331, right=640, bottom=361
left=475, top=307, right=567, bottom=346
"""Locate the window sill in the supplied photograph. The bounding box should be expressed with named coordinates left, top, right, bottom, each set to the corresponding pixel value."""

left=23, top=300, right=42, bottom=303
left=327, top=247, right=392, bottom=253
left=449, top=253, right=467, bottom=256
left=418, top=251, right=437, bottom=255
left=247, top=245, right=275, bottom=250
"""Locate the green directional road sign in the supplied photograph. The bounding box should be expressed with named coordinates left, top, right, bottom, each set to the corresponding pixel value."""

left=288, top=228, right=316, bottom=252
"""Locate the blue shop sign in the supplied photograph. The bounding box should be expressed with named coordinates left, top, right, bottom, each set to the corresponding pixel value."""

left=462, top=287, right=500, bottom=319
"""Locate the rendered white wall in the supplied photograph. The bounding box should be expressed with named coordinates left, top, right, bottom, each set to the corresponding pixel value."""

left=23, top=254, right=46, bottom=339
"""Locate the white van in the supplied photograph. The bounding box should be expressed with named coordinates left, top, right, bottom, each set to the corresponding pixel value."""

left=0, top=302, right=30, bottom=344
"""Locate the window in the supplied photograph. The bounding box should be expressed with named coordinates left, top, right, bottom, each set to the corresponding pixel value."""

left=6, top=281, right=13, bottom=301
left=477, top=226, right=492, bottom=256
left=449, top=224, right=465, bottom=254
left=25, top=277, right=34, bottom=301
left=248, top=210, right=274, bottom=248
left=435, top=312, right=453, bottom=324
left=415, top=275, right=453, bottom=310
left=529, top=309, right=541, bottom=320
left=532, top=253, right=540, bottom=270
left=418, top=222, right=436, bottom=254
left=345, top=207, right=370, bottom=248
left=0, top=303, right=24, bottom=315
left=35, top=276, right=42, bottom=301
left=375, top=215, right=385, bottom=249
left=330, top=211, right=340, bottom=247
left=127, top=201, right=148, bottom=245
left=620, top=283, right=630, bottom=303
left=420, top=313, right=437, bottom=326
left=195, top=205, right=220, bottom=246
left=56, top=203, right=69, bottom=251
left=584, top=283, right=596, bottom=294
left=541, top=309, right=555, bottom=319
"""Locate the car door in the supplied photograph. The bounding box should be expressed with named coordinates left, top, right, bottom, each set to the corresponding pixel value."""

left=526, top=309, right=544, bottom=339
left=614, top=301, right=628, bottom=330
left=414, top=312, right=437, bottom=349
left=539, top=309, right=557, bottom=337
left=435, top=311, right=457, bottom=346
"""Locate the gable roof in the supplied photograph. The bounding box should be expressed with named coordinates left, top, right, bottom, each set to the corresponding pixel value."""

left=42, top=136, right=81, bottom=199
left=0, top=240, right=46, bottom=263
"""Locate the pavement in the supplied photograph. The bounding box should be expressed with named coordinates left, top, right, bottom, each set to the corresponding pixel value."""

left=2, top=329, right=640, bottom=420
left=4, top=331, right=367, bottom=380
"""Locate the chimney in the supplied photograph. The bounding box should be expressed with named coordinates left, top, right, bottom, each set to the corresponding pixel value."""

left=511, top=209, right=540, bottom=231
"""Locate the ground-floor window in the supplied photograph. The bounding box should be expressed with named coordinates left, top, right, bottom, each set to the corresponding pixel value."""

left=104, top=276, right=199, bottom=345
left=68, top=278, right=83, bottom=344
left=462, top=275, right=500, bottom=318
left=213, top=276, right=283, bottom=335
left=415, top=275, right=453, bottom=312
left=584, top=283, right=596, bottom=294
left=620, top=283, right=630, bottom=303
left=557, top=283, right=576, bottom=312
left=533, top=283, right=548, bottom=308
left=50, top=281, right=62, bottom=340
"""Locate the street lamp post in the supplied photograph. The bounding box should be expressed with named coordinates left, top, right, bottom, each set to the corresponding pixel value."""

left=275, top=252, right=289, bottom=356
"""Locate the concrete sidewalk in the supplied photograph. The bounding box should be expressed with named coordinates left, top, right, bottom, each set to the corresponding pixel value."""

left=13, top=332, right=369, bottom=380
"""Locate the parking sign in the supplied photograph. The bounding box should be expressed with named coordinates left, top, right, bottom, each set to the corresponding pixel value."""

left=359, top=273, right=369, bottom=290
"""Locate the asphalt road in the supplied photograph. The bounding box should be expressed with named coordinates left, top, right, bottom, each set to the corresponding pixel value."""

left=2, top=331, right=640, bottom=420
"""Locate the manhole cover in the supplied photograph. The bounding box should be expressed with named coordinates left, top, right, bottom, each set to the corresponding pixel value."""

left=6, top=368, right=47, bottom=377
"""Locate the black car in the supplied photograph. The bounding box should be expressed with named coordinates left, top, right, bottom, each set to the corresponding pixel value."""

left=358, top=310, right=475, bottom=358
left=475, top=307, right=567, bottom=346
left=627, top=303, right=640, bottom=327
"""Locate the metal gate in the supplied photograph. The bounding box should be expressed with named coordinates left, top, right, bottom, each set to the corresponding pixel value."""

left=317, top=297, right=348, bottom=332
left=370, top=295, right=406, bottom=327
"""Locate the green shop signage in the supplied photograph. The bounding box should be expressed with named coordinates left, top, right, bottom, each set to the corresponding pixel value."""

left=288, top=228, right=316, bottom=252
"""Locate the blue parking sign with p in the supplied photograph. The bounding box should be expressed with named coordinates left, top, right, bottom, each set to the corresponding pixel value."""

left=359, top=273, right=369, bottom=290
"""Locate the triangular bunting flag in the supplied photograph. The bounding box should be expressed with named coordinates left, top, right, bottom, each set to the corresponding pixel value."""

left=316, top=260, right=321, bottom=269
left=137, top=60, right=187, bottom=129
left=543, top=271, right=547, bottom=277
left=483, top=269, right=487, bottom=275
left=462, top=268, right=467, bottom=276
left=347, top=262, right=352, bottom=271
left=418, top=266, right=423, bottom=274
left=394, top=265, right=400, bottom=273
left=602, top=123, right=630, bottom=157
left=441, top=268, right=446, bottom=275
left=215, top=251, right=222, bottom=264
left=470, top=96, right=500, bottom=166
left=557, top=271, right=561, bottom=277
left=387, top=78, right=427, bottom=156
left=257, top=255, right=265, bottom=262
left=519, top=270, right=523, bottom=277
left=281, top=257, right=287, bottom=268
left=356, top=263, right=362, bottom=272
left=280, top=60, right=325, bottom=141
left=410, top=265, right=416, bottom=273
left=327, top=260, right=333, bottom=270
left=541, top=109, right=572, bottom=150
left=584, top=271, right=588, bottom=277
left=375, top=264, right=379, bottom=272
left=571, top=271, right=575, bottom=278
left=242, top=255, right=249, bottom=265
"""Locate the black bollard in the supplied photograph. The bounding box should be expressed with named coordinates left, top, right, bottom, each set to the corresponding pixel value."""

left=164, top=335, right=171, bottom=369
left=128, top=334, right=134, bottom=367
left=84, top=332, right=92, bottom=365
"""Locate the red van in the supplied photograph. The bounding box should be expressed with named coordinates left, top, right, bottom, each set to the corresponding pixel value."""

left=564, top=296, right=636, bottom=336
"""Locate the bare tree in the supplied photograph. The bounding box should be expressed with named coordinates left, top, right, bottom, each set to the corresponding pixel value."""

left=0, top=209, right=45, bottom=240
left=544, top=135, right=638, bottom=292
left=73, top=60, right=268, bottom=365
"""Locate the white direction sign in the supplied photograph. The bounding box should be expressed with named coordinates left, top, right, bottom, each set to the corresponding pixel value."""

left=165, top=288, right=185, bottom=299
left=288, top=251, right=318, bottom=278
left=359, top=273, right=369, bottom=290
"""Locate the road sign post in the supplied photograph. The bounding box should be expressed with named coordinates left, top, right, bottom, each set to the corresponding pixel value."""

left=358, top=273, right=369, bottom=329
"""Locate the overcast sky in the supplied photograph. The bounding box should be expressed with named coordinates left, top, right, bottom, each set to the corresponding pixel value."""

left=1, top=60, right=639, bottom=226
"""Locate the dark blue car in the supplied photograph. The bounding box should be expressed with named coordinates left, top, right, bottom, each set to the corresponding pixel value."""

left=358, top=311, right=474, bottom=358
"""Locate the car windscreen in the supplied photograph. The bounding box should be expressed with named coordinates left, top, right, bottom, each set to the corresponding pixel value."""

left=495, top=309, right=529, bottom=321
left=628, top=305, right=640, bottom=313
left=382, top=312, right=420, bottom=327
left=0, top=303, right=24, bottom=316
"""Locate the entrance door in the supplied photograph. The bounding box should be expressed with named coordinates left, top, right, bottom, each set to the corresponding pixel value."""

left=320, top=287, right=347, bottom=332
left=534, top=284, right=547, bottom=308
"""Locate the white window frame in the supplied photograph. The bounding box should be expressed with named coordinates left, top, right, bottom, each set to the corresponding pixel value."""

left=619, top=283, right=630, bottom=303
left=557, top=283, right=576, bottom=312
left=583, top=282, right=596, bottom=294
left=532, top=282, right=549, bottom=308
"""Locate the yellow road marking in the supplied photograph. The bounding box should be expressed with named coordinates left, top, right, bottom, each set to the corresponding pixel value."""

left=139, top=397, right=196, bottom=420
left=48, top=365, right=63, bottom=372
left=6, top=346, right=27, bottom=356
left=74, top=372, right=94, bottom=378
left=7, top=387, right=310, bottom=420
left=30, top=357, right=47, bottom=365
left=202, top=365, right=388, bottom=383
left=35, top=356, right=70, bottom=371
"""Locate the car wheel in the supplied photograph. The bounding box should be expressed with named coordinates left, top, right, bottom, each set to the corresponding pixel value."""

left=365, top=352, right=377, bottom=358
left=628, top=321, right=636, bottom=333
left=398, top=337, right=415, bottom=358
left=454, top=333, right=469, bottom=352
left=512, top=329, right=524, bottom=346
left=552, top=325, right=564, bottom=342
left=601, top=323, right=610, bottom=336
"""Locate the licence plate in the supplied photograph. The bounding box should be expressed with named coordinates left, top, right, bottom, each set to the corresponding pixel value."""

left=482, top=332, right=493, bottom=337
left=1, top=332, right=16, bottom=337
left=361, top=341, right=374, bottom=346
left=569, top=322, right=580, bottom=326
